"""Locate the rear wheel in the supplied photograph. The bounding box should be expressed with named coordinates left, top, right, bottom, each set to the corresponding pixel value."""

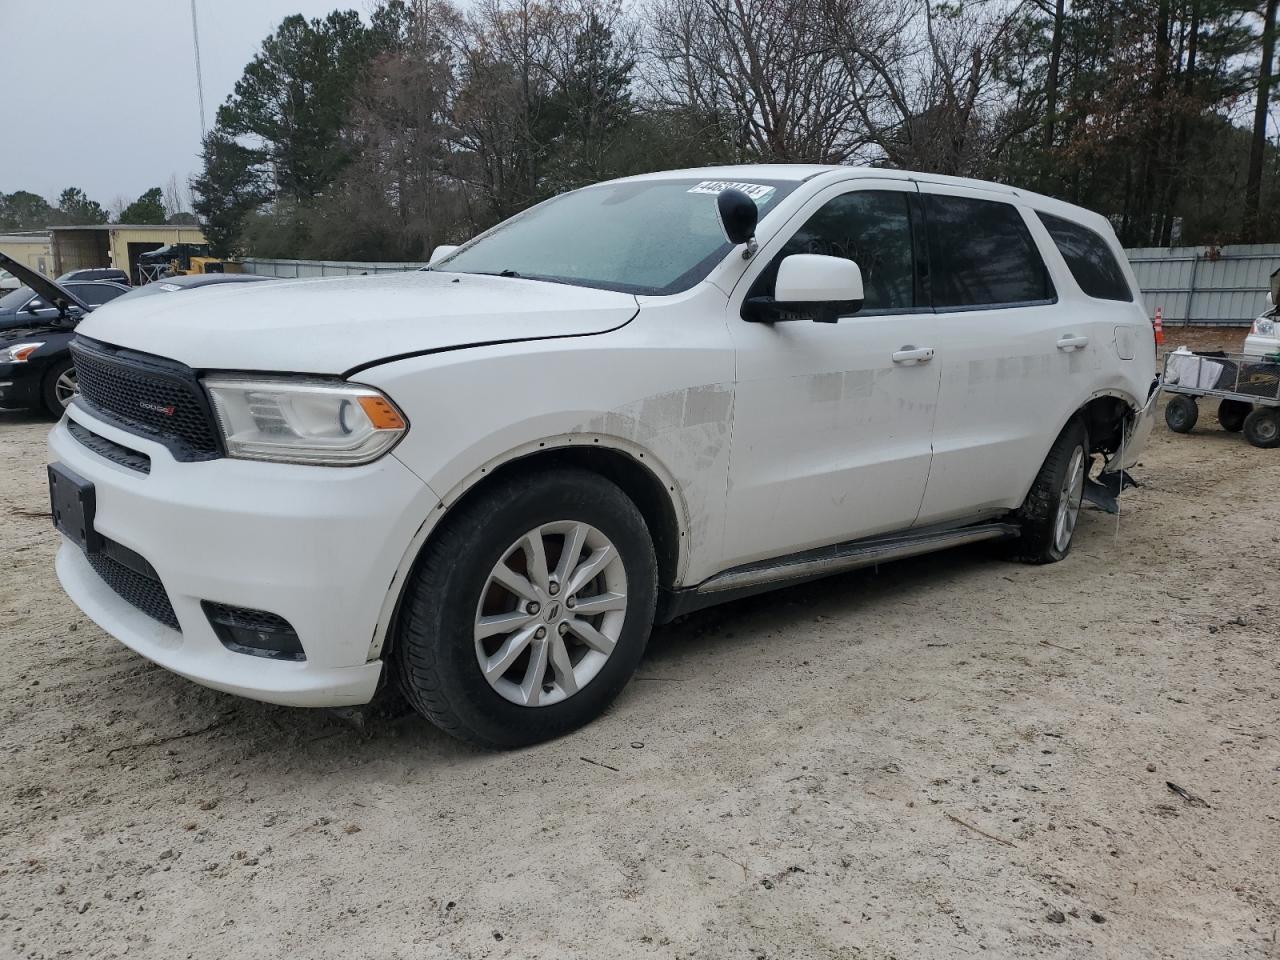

left=1217, top=399, right=1250, bottom=433
left=1243, top=408, right=1280, bottom=448
left=41, top=359, right=77, bottom=417
left=1164, top=395, right=1198, bottom=433
left=1011, top=418, right=1088, bottom=564
left=395, top=468, right=657, bottom=748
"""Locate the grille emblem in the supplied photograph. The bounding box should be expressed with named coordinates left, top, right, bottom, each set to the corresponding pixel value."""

left=138, top=400, right=176, bottom=416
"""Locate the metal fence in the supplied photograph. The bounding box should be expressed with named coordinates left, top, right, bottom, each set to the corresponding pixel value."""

left=1125, top=243, right=1280, bottom=327
left=239, top=257, right=425, bottom=278
left=242, top=246, right=1280, bottom=328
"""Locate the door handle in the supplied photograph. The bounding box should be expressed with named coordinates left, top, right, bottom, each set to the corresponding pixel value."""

left=1056, top=335, right=1089, bottom=351
left=891, top=346, right=935, bottom=365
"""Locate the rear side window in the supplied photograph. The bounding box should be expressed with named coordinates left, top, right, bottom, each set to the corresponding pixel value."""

left=925, top=195, right=1054, bottom=309
left=1036, top=211, right=1133, bottom=302
left=754, top=190, right=916, bottom=312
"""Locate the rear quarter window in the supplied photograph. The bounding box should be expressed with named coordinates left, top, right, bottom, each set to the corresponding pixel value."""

left=1036, top=211, right=1133, bottom=302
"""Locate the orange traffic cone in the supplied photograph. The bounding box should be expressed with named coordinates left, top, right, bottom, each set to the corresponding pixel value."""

left=1153, top=306, right=1164, bottom=346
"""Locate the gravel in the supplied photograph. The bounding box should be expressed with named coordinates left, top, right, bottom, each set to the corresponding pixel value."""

left=2, top=394, right=1278, bottom=959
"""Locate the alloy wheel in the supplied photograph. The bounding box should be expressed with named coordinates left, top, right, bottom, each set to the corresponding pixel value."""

left=474, top=521, right=628, bottom=707
left=54, top=367, right=79, bottom=408
left=1053, top=445, right=1086, bottom=553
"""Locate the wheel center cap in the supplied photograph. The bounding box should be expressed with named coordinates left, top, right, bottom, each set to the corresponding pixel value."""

left=544, top=601, right=561, bottom=623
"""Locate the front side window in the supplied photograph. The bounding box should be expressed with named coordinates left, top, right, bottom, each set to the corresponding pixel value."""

left=435, top=179, right=796, bottom=296
left=69, top=283, right=126, bottom=306
left=1036, top=211, right=1133, bottom=302
left=750, top=190, right=916, bottom=312
left=926, top=195, right=1054, bottom=309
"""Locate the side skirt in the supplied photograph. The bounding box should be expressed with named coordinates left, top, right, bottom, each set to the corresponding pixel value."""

left=657, top=520, right=1019, bottom=623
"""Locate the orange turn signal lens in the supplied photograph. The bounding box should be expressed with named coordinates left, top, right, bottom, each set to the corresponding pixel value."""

left=10, top=344, right=40, bottom=362
left=358, top=394, right=407, bottom=430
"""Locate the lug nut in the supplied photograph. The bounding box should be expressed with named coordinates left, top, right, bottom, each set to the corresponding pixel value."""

left=526, top=601, right=540, bottom=615
left=557, top=622, right=569, bottom=636
left=548, top=582, right=560, bottom=596
left=565, top=597, right=575, bottom=609
left=535, top=627, right=547, bottom=639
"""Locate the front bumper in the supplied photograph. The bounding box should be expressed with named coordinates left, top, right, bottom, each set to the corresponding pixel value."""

left=49, top=403, right=439, bottom=707
left=0, top=360, right=42, bottom=410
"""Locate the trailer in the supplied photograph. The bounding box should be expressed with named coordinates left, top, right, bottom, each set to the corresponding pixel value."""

left=1162, top=348, right=1280, bottom=447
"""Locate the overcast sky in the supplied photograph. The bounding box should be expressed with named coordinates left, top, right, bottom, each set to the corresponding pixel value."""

left=0, top=0, right=361, bottom=210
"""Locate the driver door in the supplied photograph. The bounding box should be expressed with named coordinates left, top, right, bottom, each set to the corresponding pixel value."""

left=721, top=181, right=941, bottom=569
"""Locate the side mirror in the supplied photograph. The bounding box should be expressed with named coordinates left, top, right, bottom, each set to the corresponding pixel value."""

left=745, top=254, right=864, bottom=323
left=430, top=244, right=459, bottom=264
left=716, top=188, right=758, bottom=250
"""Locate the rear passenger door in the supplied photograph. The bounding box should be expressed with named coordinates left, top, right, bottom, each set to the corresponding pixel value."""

left=913, top=186, right=1081, bottom=526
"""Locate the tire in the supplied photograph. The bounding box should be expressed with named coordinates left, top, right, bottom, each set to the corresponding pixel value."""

left=1218, top=399, right=1251, bottom=433
left=1164, top=395, right=1198, bottom=433
left=395, top=468, right=657, bottom=748
left=1242, top=407, right=1280, bottom=448
left=1011, top=418, right=1089, bottom=564
left=41, top=359, right=78, bottom=418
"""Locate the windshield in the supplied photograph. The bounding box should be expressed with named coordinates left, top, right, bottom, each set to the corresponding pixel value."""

left=0, top=286, right=34, bottom=310
left=434, top=178, right=797, bottom=296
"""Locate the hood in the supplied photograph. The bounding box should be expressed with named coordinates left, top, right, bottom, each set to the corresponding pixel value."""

left=0, top=251, right=90, bottom=314
left=76, top=270, right=640, bottom=375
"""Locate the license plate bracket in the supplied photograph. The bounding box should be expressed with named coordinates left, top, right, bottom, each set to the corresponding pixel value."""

left=48, top=462, right=101, bottom=554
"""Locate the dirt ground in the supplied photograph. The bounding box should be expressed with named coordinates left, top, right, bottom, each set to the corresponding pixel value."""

left=2, top=328, right=1278, bottom=959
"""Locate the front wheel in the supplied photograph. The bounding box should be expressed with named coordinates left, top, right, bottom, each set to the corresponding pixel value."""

left=395, top=468, right=657, bottom=748
left=1165, top=394, right=1198, bottom=433
left=41, top=359, right=78, bottom=417
left=1011, top=418, right=1089, bottom=564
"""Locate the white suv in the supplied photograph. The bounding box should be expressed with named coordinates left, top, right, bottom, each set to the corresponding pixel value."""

left=48, top=165, right=1158, bottom=747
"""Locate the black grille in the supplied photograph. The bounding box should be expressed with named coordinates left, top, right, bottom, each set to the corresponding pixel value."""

left=67, top=420, right=151, bottom=473
left=87, top=539, right=179, bottom=630
left=70, top=337, right=221, bottom=460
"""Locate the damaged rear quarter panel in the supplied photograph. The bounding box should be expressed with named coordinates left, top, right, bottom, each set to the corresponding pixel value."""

left=359, top=284, right=737, bottom=588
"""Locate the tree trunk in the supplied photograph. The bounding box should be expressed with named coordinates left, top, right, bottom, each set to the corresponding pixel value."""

left=1161, top=0, right=1201, bottom=246
left=1244, top=0, right=1279, bottom=243
left=1042, top=0, right=1066, bottom=155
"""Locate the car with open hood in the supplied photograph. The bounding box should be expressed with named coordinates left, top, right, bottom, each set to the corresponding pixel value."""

left=1, top=270, right=273, bottom=417
left=0, top=255, right=128, bottom=333
left=47, top=165, right=1159, bottom=748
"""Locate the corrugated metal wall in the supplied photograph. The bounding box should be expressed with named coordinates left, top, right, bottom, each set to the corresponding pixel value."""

left=1125, top=244, right=1280, bottom=327
left=243, top=246, right=1280, bottom=328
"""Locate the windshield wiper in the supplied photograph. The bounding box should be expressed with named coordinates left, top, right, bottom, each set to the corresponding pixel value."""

left=497, top=269, right=521, bottom=278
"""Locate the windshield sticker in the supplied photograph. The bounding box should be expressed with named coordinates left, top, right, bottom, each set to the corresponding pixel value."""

left=687, top=180, right=777, bottom=204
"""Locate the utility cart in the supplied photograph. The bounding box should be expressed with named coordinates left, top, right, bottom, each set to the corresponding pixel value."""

left=1162, top=349, right=1280, bottom=448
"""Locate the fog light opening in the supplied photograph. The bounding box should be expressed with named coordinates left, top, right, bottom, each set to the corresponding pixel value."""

left=202, top=602, right=306, bottom=661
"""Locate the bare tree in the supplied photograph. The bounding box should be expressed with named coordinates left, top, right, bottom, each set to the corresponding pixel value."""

left=645, top=0, right=884, bottom=162
left=825, top=0, right=1038, bottom=176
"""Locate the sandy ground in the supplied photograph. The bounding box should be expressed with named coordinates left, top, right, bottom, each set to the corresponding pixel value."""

left=2, top=340, right=1278, bottom=958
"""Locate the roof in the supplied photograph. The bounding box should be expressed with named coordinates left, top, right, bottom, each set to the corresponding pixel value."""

left=607, top=164, right=1108, bottom=233
left=48, top=224, right=204, bottom=232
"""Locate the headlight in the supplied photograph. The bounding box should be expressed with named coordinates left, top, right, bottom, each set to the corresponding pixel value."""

left=3, top=342, right=44, bottom=363
left=1254, top=318, right=1276, bottom=337
left=204, top=377, right=407, bottom=466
